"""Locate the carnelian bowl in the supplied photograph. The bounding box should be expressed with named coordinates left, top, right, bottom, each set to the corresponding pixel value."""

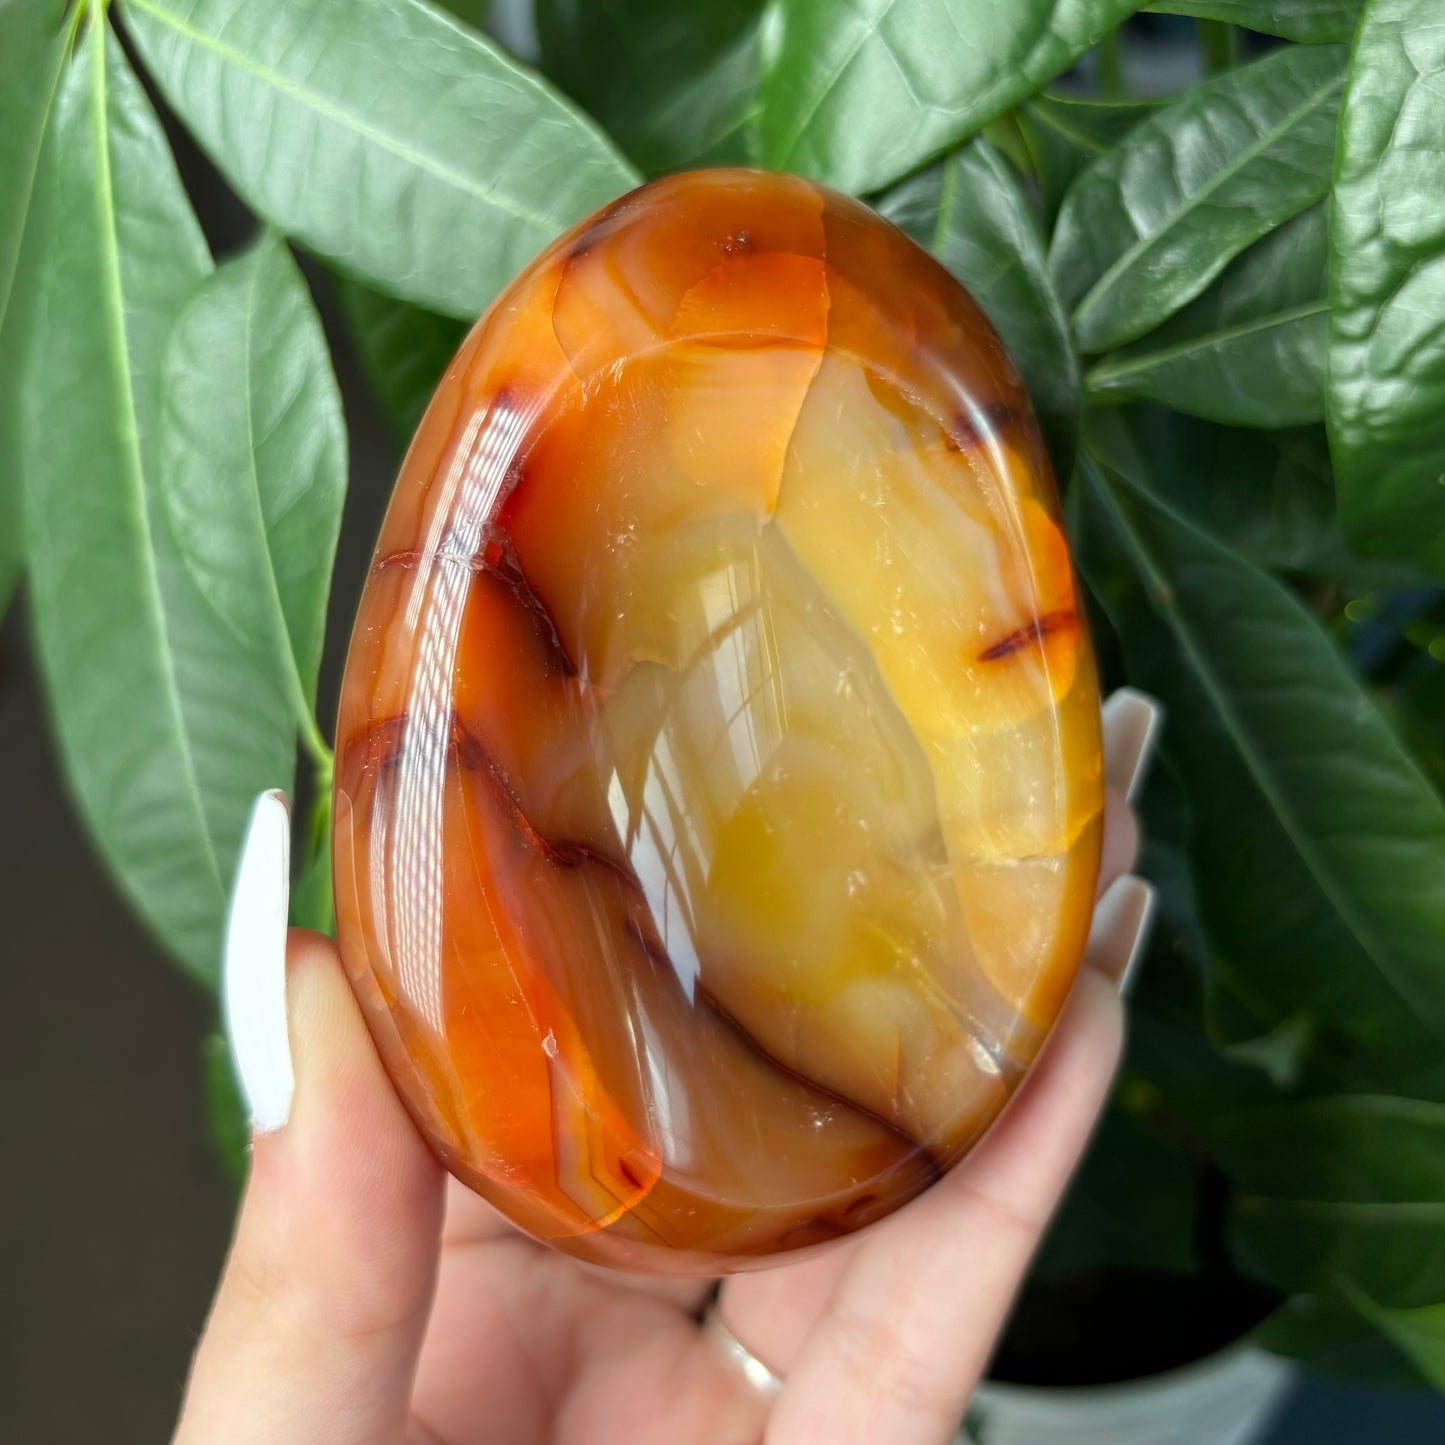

left=333, top=169, right=1102, bottom=1273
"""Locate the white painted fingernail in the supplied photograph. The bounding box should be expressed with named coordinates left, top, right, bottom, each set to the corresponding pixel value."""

left=1086, top=875, right=1156, bottom=995
left=223, top=790, right=293, bottom=1134
left=1103, top=688, right=1164, bottom=802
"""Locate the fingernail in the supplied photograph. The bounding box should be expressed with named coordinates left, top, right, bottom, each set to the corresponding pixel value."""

left=1086, top=875, right=1156, bottom=995
left=224, top=790, right=293, bottom=1134
left=1102, top=688, right=1164, bottom=802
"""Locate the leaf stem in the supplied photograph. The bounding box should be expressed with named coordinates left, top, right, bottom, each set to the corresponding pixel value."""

left=1096, top=28, right=1127, bottom=100
left=982, top=113, right=1035, bottom=183
left=299, top=709, right=333, bottom=777
left=289, top=782, right=335, bottom=935
left=1200, top=21, right=1240, bottom=76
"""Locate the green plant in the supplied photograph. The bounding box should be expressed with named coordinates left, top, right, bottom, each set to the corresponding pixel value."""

left=4, top=0, right=1444, bottom=1393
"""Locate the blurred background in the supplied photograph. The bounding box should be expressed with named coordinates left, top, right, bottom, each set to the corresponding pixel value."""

left=4, top=7, right=1445, bottom=1443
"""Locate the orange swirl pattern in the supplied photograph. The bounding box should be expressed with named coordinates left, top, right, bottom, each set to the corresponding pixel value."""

left=333, top=170, right=1103, bottom=1273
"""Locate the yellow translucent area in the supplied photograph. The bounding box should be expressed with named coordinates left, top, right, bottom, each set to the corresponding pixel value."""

left=582, top=346, right=1101, bottom=1089
left=952, top=806, right=1104, bottom=1032
left=774, top=356, right=1099, bottom=847
left=595, top=520, right=1015, bottom=1147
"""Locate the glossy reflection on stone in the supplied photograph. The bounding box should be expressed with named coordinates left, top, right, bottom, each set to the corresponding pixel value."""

left=333, top=169, right=1103, bottom=1274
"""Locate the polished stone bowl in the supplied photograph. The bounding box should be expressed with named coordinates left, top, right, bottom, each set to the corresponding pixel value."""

left=333, top=169, right=1103, bottom=1273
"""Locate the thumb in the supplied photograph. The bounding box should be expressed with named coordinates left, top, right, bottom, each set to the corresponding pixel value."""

left=175, top=792, right=445, bottom=1445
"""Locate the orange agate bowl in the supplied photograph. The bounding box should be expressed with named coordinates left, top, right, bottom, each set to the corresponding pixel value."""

left=333, top=169, right=1103, bottom=1273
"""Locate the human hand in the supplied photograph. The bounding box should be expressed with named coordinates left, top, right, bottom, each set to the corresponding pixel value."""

left=172, top=689, right=1161, bottom=1445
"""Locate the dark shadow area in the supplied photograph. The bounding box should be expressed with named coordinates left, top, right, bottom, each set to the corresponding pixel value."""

left=0, top=609, right=234, bottom=1443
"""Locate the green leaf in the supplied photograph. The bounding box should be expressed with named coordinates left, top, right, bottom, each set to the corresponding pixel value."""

left=876, top=138, right=1080, bottom=477
left=158, top=231, right=346, bottom=764
left=1034, top=1104, right=1201, bottom=1279
left=1390, top=654, right=1445, bottom=801
left=1017, top=93, right=1161, bottom=229
left=0, top=0, right=68, bottom=338
left=1074, top=417, right=1445, bottom=1081
left=1345, top=1285, right=1445, bottom=1388
left=441, top=0, right=492, bottom=24
left=0, top=0, right=76, bottom=617
left=1144, top=0, right=1363, bottom=41
left=1085, top=205, right=1328, bottom=427
left=335, top=278, right=468, bottom=447
left=1214, top=1096, right=1445, bottom=1307
left=0, top=455, right=18, bottom=618
left=204, top=1031, right=250, bottom=1187
left=1109, top=410, right=1417, bottom=587
left=1328, top=0, right=1445, bottom=579
left=122, top=0, right=639, bottom=321
left=1253, top=1293, right=1429, bottom=1386
left=18, top=26, right=340, bottom=984
left=290, top=790, right=336, bottom=937
left=756, top=0, right=1142, bottom=195
left=1051, top=43, right=1346, bottom=352
left=18, top=20, right=223, bottom=980
left=536, top=0, right=765, bottom=174
left=1113, top=756, right=1277, bottom=1123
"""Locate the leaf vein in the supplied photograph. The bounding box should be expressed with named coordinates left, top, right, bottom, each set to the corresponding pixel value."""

left=125, top=0, right=561, bottom=237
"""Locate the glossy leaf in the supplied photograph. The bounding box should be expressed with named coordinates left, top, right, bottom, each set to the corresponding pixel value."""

left=1144, top=0, right=1363, bottom=40
left=1051, top=43, right=1346, bottom=352
left=335, top=279, right=468, bottom=447
left=1075, top=419, right=1445, bottom=1083
left=1214, top=1097, right=1445, bottom=1307
left=1328, top=0, right=1445, bottom=579
left=0, top=0, right=74, bottom=615
left=17, top=21, right=222, bottom=979
left=122, top=0, right=639, bottom=321
left=1346, top=1286, right=1445, bottom=1388
left=536, top=0, right=765, bottom=174
left=19, top=26, right=343, bottom=984
left=757, top=0, right=1142, bottom=195
left=1086, top=206, right=1328, bottom=427
left=1017, top=93, right=1160, bottom=228
left=158, top=231, right=346, bottom=761
left=876, top=138, right=1079, bottom=476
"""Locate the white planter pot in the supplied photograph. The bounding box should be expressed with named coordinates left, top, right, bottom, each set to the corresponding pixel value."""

left=963, top=1345, right=1295, bottom=1445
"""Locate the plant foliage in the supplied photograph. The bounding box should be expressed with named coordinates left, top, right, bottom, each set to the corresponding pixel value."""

left=3, top=0, right=1443, bottom=1391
